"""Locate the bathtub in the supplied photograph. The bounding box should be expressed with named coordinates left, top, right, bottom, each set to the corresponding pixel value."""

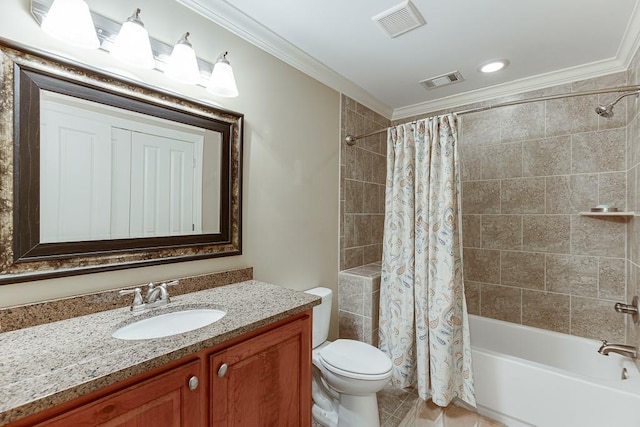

left=469, top=314, right=640, bottom=427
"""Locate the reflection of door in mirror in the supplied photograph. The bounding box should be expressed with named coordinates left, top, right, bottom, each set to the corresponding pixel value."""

left=40, top=91, right=221, bottom=243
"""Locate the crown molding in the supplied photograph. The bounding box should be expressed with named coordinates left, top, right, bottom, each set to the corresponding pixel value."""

left=177, top=0, right=640, bottom=123
left=393, top=1, right=640, bottom=121
left=176, top=0, right=393, bottom=119
left=392, top=57, right=628, bottom=121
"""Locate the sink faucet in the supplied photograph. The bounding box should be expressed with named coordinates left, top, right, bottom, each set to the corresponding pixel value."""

left=146, top=280, right=179, bottom=307
left=598, top=340, right=638, bottom=359
left=120, top=280, right=179, bottom=311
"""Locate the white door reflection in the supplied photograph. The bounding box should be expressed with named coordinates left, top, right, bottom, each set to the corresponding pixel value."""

left=40, top=90, right=221, bottom=243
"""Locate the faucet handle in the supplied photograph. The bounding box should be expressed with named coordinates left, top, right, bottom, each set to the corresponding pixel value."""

left=119, top=287, right=144, bottom=311
left=162, top=280, right=179, bottom=288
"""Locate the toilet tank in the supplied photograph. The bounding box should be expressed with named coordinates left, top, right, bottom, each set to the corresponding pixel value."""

left=304, top=287, right=332, bottom=349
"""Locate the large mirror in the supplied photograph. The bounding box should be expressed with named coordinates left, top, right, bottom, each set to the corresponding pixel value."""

left=0, top=42, right=243, bottom=283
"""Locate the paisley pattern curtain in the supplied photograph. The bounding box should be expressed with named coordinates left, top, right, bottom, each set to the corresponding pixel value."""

left=379, top=114, right=475, bottom=407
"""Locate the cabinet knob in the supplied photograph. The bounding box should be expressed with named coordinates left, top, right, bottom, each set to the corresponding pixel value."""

left=188, top=376, right=199, bottom=390
left=218, top=363, right=228, bottom=378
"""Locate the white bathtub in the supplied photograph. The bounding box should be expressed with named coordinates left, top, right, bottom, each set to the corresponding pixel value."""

left=469, top=314, right=640, bottom=427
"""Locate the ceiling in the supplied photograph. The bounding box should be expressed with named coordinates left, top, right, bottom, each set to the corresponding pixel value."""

left=178, top=0, right=640, bottom=119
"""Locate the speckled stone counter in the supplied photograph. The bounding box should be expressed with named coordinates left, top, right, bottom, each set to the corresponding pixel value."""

left=0, top=281, right=319, bottom=425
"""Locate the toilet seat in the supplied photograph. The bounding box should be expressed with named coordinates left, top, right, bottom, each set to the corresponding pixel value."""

left=319, top=339, right=392, bottom=381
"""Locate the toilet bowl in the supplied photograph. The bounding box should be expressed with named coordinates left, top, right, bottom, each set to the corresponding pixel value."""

left=305, top=287, right=392, bottom=427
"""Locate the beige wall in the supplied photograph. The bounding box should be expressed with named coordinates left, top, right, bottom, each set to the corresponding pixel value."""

left=0, top=0, right=340, bottom=336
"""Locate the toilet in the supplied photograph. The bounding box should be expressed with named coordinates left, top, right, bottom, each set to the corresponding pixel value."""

left=305, top=287, right=392, bottom=427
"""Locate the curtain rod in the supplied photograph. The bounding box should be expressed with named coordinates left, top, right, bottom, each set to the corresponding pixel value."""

left=344, top=85, right=640, bottom=146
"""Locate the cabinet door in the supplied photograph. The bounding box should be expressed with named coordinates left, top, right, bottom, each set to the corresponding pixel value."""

left=37, top=360, right=203, bottom=427
left=210, top=316, right=312, bottom=427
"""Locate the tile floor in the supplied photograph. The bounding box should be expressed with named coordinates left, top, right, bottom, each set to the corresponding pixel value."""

left=312, top=383, right=505, bottom=427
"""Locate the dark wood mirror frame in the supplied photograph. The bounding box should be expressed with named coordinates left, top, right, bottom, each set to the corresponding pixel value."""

left=0, top=41, right=243, bottom=284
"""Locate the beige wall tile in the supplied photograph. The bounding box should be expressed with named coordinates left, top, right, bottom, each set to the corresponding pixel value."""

left=338, top=311, right=365, bottom=340
left=571, top=128, right=626, bottom=173
left=481, top=142, right=523, bottom=179
left=363, top=244, right=382, bottom=265
left=363, top=182, right=379, bottom=213
left=501, top=177, right=545, bottom=214
left=522, top=290, right=570, bottom=333
left=463, top=248, right=500, bottom=284
left=480, top=283, right=522, bottom=323
left=522, top=136, right=571, bottom=177
left=546, top=95, right=599, bottom=136
left=354, top=215, right=372, bottom=246
left=343, top=247, right=363, bottom=270
left=462, top=215, right=481, bottom=248
left=338, top=273, right=364, bottom=315
left=460, top=146, right=482, bottom=181
left=501, top=251, right=545, bottom=289
left=545, top=175, right=598, bottom=214
left=599, top=257, right=626, bottom=300
left=460, top=109, right=501, bottom=146
left=345, top=179, right=364, bottom=213
left=481, top=215, right=522, bottom=250
left=523, top=215, right=571, bottom=253
left=571, top=296, right=625, bottom=341
left=545, top=254, right=598, bottom=297
left=464, top=281, right=481, bottom=315
left=499, top=102, right=546, bottom=143
left=462, top=181, right=500, bottom=214
left=571, top=215, right=626, bottom=258
left=598, top=172, right=626, bottom=210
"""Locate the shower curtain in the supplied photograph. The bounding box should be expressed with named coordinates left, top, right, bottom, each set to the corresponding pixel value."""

left=379, top=114, right=475, bottom=407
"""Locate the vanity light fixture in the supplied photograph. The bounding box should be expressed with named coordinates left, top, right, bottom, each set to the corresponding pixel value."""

left=40, top=0, right=99, bottom=49
left=110, top=8, right=155, bottom=69
left=207, top=52, right=239, bottom=98
left=165, top=32, right=201, bottom=85
left=31, top=0, right=240, bottom=98
left=478, top=59, right=509, bottom=73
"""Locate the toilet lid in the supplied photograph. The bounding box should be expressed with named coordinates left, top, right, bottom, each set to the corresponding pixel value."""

left=319, top=339, right=392, bottom=377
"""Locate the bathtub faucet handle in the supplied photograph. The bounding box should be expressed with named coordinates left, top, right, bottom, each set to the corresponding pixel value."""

left=614, top=296, right=639, bottom=324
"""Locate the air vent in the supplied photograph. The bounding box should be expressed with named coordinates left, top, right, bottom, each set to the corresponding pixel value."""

left=419, top=71, right=465, bottom=90
left=372, top=1, right=426, bottom=38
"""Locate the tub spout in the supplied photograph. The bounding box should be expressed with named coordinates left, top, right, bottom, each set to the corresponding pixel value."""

left=598, top=340, right=637, bottom=359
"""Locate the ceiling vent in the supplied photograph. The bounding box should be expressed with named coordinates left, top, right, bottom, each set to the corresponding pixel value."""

left=372, top=1, right=426, bottom=38
left=419, top=71, right=465, bottom=90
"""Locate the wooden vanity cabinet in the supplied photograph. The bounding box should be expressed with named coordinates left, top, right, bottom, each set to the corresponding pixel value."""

left=209, top=316, right=312, bottom=426
left=33, top=360, right=204, bottom=427
left=12, top=311, right=311, bottom=427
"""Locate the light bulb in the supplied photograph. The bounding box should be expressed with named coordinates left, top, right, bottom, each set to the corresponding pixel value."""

left=41, top=0, right=99, bottom=50
left=165, top=33, right=201, bottom=85
left=110, top=9, right=155, bottom=69
left=207, top=52, right=239, bottom=98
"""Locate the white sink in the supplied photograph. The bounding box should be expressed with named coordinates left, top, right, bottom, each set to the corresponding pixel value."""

left=112, top=308, right=226, bottom=340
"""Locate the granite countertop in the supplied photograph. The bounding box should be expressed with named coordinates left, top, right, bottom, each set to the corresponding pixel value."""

left=0, top=280, right=319, bottom=425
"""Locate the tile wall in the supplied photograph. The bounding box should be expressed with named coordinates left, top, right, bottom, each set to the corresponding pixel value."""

left=337, top=263, right=381, bottom=345
left=626, top=45, right=640, bottom=370
left=340, top=95, right=389, bottom=271
left=457, top=73, right=629, bottom=340
left=341, top=75, right=637, bottom=343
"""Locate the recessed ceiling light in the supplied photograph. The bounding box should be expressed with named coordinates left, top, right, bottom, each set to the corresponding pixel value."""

left=478, top=59, right=509, bottom=73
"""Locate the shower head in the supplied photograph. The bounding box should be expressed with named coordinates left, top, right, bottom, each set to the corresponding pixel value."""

left=595, top=90, right=640, bottom=118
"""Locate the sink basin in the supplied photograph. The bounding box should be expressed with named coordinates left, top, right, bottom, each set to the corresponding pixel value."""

left=112, top=308, right=226, bottom=340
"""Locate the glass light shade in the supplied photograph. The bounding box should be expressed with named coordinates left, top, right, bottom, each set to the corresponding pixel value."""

left=207, top=53, right=239, bottom=97
left=478, top=59, right=509, bottom=73
left=110, top=10, right=155, bottom=69
left=165, top=33, right=201, bottom=85
left=41, top=0, right=99, bottom=49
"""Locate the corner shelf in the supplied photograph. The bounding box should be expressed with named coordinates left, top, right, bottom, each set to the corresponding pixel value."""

left=579, top=211, right=635, bottom=217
